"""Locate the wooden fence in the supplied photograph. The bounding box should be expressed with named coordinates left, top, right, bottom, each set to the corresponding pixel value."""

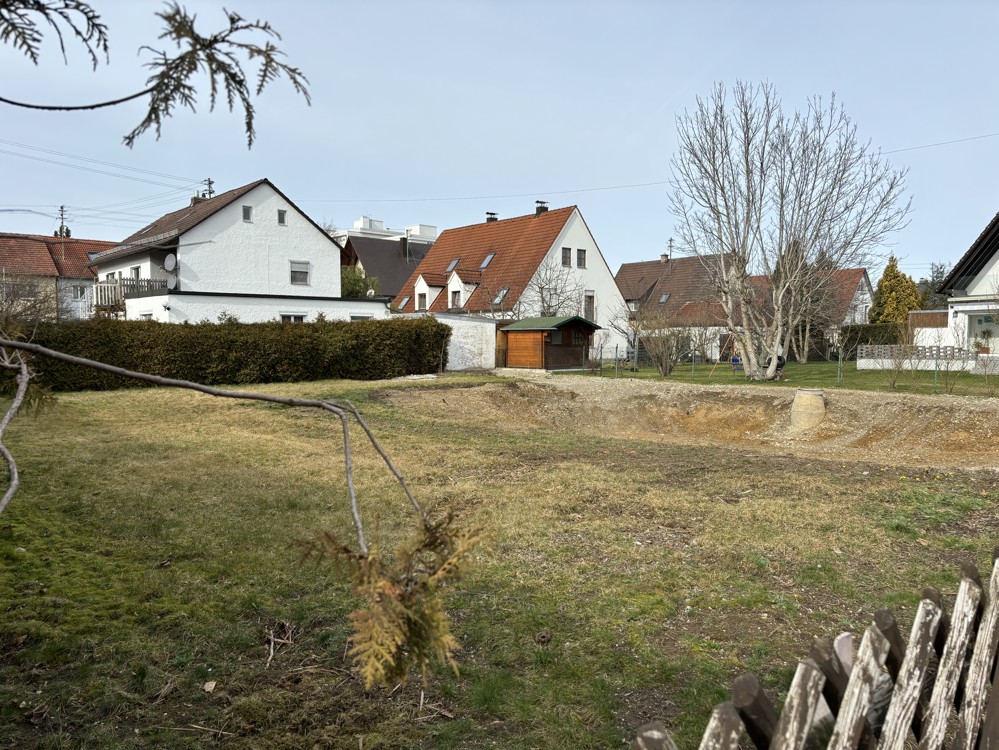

left=634, top=550, right=999, bottom=750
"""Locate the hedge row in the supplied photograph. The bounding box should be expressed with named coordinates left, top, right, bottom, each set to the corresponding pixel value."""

left=28, top=317, right=451, bottom=391
left=840, top=322, right=903, bottom=356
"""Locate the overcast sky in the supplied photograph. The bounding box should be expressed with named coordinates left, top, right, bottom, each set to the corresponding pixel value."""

left=2, top=0, right=997, bottom=283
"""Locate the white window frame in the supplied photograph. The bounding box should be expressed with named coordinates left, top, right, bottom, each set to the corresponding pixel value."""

left=290, top=261, right=310, bottom=286
left=417, top=292, right=427, bottom=310
left=242, top=205, right=253, bottom=222
left=562, top=247, right=571, bottom=267
left=576, top=248, right=587, bottom=268
left=277, top=209, right=287, bottom=226
left=280, top=313, right=306, bottom=323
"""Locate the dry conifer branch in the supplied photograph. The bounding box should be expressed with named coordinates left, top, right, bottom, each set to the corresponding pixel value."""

left=0, top=337, right=480, bottom=687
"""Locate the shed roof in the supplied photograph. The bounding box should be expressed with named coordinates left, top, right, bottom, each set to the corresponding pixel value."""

left=503, top=315, right=602, bottom=331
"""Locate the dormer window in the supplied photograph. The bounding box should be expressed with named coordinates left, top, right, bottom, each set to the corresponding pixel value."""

left=242, top=205, right=253, bottom=222
left=479, top=253, right=495, bottom=269
left=446, top=258, right=460, bottom=273
left=451, top=290, right=461, bottom=308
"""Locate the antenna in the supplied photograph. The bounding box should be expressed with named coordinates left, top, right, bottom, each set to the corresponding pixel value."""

left=202, top=177, right=215, bottom=198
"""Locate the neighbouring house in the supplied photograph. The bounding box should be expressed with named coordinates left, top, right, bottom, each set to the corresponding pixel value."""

left=916, top=211, right=999, bottom=353
left=392, top=203, right=627, bottom=356
left=0, top=233, right=116, bottom=320
left=615, top=253, right=728, bottom=361
left=88, top=179, right=390, bottom=323
left=499, top=316, right=601, bottom=370
left=335, top=216, right=437, bottom=298
left=340, top=235, right=432, bottom=298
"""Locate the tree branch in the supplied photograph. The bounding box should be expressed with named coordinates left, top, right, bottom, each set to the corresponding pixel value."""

left=0, top=338, right=424, bottom=554
left=0, top=351, right=29, bottom=516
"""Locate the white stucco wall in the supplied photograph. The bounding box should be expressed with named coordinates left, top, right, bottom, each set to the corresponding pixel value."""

left=125, top=293, right=389, bottom=324
left=413, top=276, right=442, bottom=310
left=100, top=184, right=342, bottom=297
left=404, top=313, right=496, bottom=370
left=966, top=252, right=999, bottom=297
left=521, top=209, right=628, bottom=352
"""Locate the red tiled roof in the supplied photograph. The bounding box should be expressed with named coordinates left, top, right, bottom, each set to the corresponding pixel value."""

left=392, top=207, right=576, bottom=312
left=615, top=255, right=722, bottom=318
left=828, top=268, right=868, bottom=324
left=0, top=233, right=115, bottom=279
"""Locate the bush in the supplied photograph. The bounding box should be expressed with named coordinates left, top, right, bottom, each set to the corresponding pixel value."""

left=28, top=317, right=451, bottom=391
left=839, top=323, right=902, bottom=358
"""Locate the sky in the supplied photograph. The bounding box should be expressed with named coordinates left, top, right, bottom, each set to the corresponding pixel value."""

left=1, top=0, right=997, bottom=284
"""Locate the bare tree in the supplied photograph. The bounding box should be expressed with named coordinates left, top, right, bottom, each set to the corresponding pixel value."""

left=669, top=82, right=910, bottom=380
left=0, top=1, right=310, bottom=147
left=518, top=256, right=584, bottom=318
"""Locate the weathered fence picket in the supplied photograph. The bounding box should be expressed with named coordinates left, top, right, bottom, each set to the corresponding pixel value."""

left=633, top=550, right=999, bottom=750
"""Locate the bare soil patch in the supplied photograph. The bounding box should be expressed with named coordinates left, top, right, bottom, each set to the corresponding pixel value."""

left=467, top=371, right=999, bottom=470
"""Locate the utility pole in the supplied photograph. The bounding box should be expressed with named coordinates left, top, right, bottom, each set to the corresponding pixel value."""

left=202, top=178, right=215, bottom=198
left=666, top=237, right=674, bottom=261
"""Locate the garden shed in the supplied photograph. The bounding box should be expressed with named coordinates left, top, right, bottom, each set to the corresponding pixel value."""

left=498, top=316, right=601, bottom=369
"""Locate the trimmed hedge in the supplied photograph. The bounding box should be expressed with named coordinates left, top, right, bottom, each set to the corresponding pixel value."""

left=840, top=323, right=902, bottom=358
left=28, top=317, right=451, bottom=391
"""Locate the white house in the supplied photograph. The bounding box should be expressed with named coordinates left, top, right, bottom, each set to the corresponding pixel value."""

left=916, top=210, right=999, bottom=352
left=393, top=203, right=628, bottom=354
left=89, top=179, right=390, bottom=323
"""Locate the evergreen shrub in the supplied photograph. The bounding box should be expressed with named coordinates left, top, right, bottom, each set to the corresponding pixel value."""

left=29, top=317, right=451, bottom=391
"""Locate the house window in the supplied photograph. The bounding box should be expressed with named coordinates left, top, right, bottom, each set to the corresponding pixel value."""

left=139, top=313, right=153, bottom=321
left=281, top=314, right=305, bottom=323
left=584, top=291, right=595, bottom=321
left=72, top=285, right=88, bottom=299
left=277, top=209, right=287, bottom=226
left=562, top=247, right=571, bottom=267
left=130, top=266, right=140, bottom=279
left=492, top=287, right=508, bottom=305
left=659, top=293, right=670, bottom=304
left=573, top=330, right=585, bottom=345
left=577, top=248, right=587, bottom=268
left=398, top=295, right=411, bottom=310
left=242, top=205, right=253, bottom=222
left=480, top=253, right=495, bottom=269
left=550, top=331, right=562, bottom=345
left=451, top=290, right=461, bottom=308
left=290, top=261, right=310, bottom=285
left=417, top=293, right=427, bottom=310
left=627, top=300, right=638, bottom=311
left=105, top=273, right=114, bottom=282
left=350, top=315, right=372, bottom=321
left=446, top=258, right=460, bottom=273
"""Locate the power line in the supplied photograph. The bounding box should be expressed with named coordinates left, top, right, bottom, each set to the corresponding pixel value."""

left=0, top=138, right=201, bottom=183
left=0, top=149, right=202, bottom=189
left=882, top=131, right=999, bottom=155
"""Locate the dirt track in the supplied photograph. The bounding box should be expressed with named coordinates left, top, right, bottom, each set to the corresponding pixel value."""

left=480, top=370, right=999, bottom=470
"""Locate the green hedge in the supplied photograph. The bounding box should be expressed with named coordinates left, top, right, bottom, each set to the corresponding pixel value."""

left=28, top=317, right=451, bottom=391
left=840, top=323, right=902, bottom=358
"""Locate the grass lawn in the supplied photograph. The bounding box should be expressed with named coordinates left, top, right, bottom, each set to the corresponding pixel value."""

left=582, top=358, right=999, bottom=397
left=1, top=373, right=996, bottom=748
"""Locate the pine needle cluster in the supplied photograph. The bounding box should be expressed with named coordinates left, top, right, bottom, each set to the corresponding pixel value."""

left=303, top=514, right=481, bottom=689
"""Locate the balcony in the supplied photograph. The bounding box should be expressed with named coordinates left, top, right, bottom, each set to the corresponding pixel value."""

left=94, top=278, right=168, bottom=310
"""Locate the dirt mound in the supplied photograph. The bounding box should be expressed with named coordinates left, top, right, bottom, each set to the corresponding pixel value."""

left=402, top=373, right=999, bottom=470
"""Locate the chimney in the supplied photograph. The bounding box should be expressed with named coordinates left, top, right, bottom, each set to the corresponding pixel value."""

left=486, top=212, right=498, bottom=222
left=400, top=235, right=410, bottom=262
left=535, top=200, right=549, bottom=217
left=190, top=194, right=208, bottom=206
left=660, top=253, right=669, bottom=264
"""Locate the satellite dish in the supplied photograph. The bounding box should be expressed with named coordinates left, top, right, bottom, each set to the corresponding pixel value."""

left=163, top=253, right=178, bottom=272
left=366, top=288, right=375, bottom=298
left=167, top=273, right=179, bottom=290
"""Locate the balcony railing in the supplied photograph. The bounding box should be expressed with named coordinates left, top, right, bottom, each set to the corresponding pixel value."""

left=94, top=278, right=168, bottom=308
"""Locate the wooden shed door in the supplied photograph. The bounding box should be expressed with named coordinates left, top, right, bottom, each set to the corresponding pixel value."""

left=507, top=332, right=544, bottom=368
